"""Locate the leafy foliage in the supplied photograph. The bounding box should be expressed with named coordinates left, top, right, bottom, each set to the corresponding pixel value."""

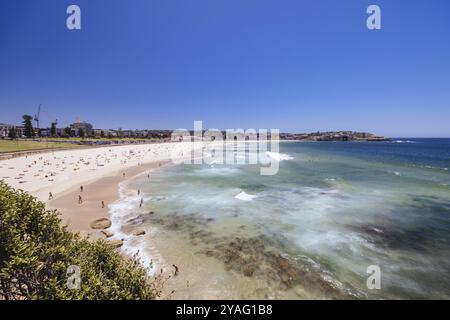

left=64, top=127, right=72, bottom=138
left=50, top=122, right=57, bottom=137
left=22, top=115, right=34, bottom=138
left=0, top=181, right=161, bottom=300
left=7, top=127, right=16, bottom=139
left=78, top=128, right=85, bottom=138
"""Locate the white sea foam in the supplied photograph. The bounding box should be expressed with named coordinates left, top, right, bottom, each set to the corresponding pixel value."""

left=108, top=181, right=163, bottom=276
left=265, top=152, right=294, bottom=161
left=100, top=142, right=450, bottom=299
left=393, top=140, right=416, bottom=144
left=235, top=191, right=257, bottom=201
left=193, top=166, right=241, bottom=176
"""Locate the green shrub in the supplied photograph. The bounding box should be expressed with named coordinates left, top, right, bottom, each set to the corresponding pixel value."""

left=0, top=181, right=161, bottom=300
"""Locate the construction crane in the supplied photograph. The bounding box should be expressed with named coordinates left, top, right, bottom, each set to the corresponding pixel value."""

left=34, top=104, right=41, bottom=130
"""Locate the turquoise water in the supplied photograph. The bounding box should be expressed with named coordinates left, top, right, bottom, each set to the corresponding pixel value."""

left=114, top=139, right=450, bottom=299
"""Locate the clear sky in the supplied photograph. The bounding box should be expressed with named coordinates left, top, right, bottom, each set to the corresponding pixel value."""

left=0, top=0, right=449, bottom=137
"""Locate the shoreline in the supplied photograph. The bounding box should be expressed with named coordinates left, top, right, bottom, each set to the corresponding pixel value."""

left=0, top=142, right=197, bottom=202
left=0, top=142, right=202, bottom=238
left=0, top=139, right=275, bottom=240
left=2, top=139, right=448, bottom=299
left=47, top=160, right=170, bottom=240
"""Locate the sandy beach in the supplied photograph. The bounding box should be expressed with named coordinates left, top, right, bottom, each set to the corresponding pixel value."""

left=0, top=142, right=195, bottom=238
left=48, top=160, right=170, bottom=239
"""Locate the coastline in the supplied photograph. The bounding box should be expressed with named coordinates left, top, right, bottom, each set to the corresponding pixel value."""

left=0, top=140, right=266, bottom=241
left=0, top=141, right=202, bottom=298
left=2, top=139, right=450, bottom=299
left=0, top=142, right=200, bottom=237
left=0, top=142, right=195, bottom=201
left=47, top=160, right=170, bottom=240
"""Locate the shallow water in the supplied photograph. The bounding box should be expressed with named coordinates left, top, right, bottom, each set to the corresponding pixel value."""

left=110, top=139, right=450, bottom=299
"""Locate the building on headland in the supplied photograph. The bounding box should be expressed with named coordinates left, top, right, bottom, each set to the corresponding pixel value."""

left=70, top=119, right=93, bottom=137
left=2, top=116, right=389, bottom=142
left=279, top=131, right=389, bottom=142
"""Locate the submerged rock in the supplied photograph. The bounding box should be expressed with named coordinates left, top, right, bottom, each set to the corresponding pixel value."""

left=146, top=211, right=360, bottom=298
left=126, top=215, right=145, bottom=226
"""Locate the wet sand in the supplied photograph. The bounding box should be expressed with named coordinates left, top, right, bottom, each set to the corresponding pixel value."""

left=48, top=161, right=168, bottom=239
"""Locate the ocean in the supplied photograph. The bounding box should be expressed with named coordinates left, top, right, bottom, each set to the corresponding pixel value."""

left=109, top=139, right=450, bottom=299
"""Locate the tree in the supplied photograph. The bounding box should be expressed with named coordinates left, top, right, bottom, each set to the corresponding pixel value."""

left=78, top=128, right=85, bottom=138
left=64, top=127, right=72, bottom=138
left=22, top=114, right=34, bottom=137
left=8, top=127, right=16, bottom=139
left=0, top=181, right=161, bottom=300
left=50, top=122, right=57, bottom=137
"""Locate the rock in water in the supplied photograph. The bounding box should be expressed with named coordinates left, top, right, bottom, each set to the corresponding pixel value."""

left=101, top=230, right=114, bottom=238
left=108, top=239, right=123, bottom=248
left=132, top=229, right=146, bottom=236
left=90, top=218, right=112, bottom=229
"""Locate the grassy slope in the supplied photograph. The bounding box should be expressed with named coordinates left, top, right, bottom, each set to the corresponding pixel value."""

left=0, top=140, right=81, bottom=153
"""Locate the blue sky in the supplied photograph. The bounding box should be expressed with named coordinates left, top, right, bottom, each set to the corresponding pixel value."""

left=0, top=0, right=449, bottom=137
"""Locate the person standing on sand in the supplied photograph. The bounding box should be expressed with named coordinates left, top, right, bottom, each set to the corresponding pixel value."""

left=80, top=185, right=83, bottom=192
left=173, top=264, right=179, bottom=276
left=48, top=192, right=53, bottom=200
left=138, top=189, right=140, bottom=196
left=78, top=195, right=82, bottom=204
left=102, top=201, right=105, bottom=208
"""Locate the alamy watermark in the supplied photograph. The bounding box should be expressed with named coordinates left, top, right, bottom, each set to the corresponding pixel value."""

left=66, top=5, right=81, bottom=30
left=367, top=5, right=382, bottom=30
left=171, top=121, right=282, bottom=175
left=366, top=265, right=381, bottom=290
left=66, top=265, right=81, bottom=290
left=66, top=4, right=381, bottom=31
